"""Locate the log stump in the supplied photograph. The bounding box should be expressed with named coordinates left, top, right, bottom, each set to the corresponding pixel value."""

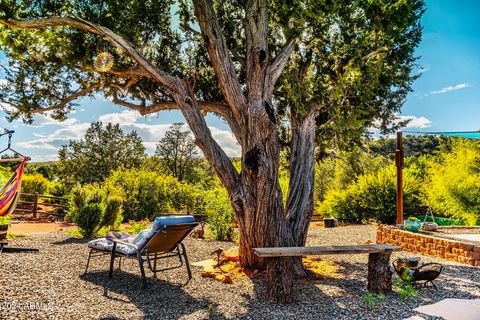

left=367, top=251, right=393, bottom=294
left=324, top=218, right=338, bottom=228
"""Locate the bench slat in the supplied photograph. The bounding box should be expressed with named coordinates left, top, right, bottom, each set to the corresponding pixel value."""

left=253, top=244, right=400, bottom=257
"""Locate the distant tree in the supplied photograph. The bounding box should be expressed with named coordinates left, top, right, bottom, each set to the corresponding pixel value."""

left=58, top=122, right=145, bottom=184
left=367, top=135, right=447, bottom=159
left=155, top=123, right=200, bottom=183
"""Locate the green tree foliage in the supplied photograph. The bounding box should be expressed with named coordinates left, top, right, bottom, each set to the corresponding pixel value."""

left=155, top=123, right=201, bottom=183
left=319, top=165, right=420, bottom=224
left=271, top=0, right=425, bottom=154
left=367, top=135, right=448, bottom=159
left=103, top=168, right=201, bottom=221
left=58, top=122, right=145, bottom=185
left=423, top=140, right=480, bottom=225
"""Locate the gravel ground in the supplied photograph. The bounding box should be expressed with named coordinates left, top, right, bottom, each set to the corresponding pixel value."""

left=1, top=225, right=479, bottom=320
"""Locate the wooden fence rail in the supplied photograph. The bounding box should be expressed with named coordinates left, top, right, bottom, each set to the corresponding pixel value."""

left=15, top=192, right=69, bottom=219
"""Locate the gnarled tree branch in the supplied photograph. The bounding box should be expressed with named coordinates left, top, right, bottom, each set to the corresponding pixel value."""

left=268, top=36, right=296, bottom=90
left=192, top=0, right=248, bottom=134
left=1, top=81, right=104, bottom=114
left=0, top=17, right=179, bottom=91
left=1, top=16, right=241, bottom=190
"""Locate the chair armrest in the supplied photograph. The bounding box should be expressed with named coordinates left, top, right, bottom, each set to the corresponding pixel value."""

left=112, top=239, right=138, bottom=251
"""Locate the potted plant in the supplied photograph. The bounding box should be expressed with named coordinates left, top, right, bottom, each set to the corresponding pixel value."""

left=404, top=216, right=421, bottom=232
left=0, top=215, right=11, bottom=241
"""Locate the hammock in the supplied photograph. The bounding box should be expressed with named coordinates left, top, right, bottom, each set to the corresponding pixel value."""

left=0, top=158, right=27, bottom=217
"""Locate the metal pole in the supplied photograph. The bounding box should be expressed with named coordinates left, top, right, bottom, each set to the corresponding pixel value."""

left=395, top=131, right=404, bottom=225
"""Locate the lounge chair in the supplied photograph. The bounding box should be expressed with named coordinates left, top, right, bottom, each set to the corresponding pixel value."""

left=85, top=216, right=198, bottom=288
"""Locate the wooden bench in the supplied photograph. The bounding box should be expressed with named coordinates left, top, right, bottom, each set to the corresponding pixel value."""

left=254, top=244, right=401, bottom=294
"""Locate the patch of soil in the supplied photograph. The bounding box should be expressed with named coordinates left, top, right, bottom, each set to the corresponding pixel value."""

left=9, top=222, right=77, bottom=234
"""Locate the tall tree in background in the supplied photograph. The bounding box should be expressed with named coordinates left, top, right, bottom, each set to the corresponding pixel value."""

left=58, top=122, right=145, bottom=184
left=0, top=0, right=424, bottom=301
left=155, top=123, right=200, bottom=182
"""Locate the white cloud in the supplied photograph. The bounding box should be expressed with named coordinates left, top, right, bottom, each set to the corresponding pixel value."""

left=430, top=83, right=471, bottom=95
left=17, top=123, right=91, bottom=151
left=396, top=115, right=432, bottom=129
left=0, top=101, right=16, bottom=113
left=0, top=79, right=8, bottom=86
left=30, top=114, right=79, bottom=127
left=18, top=110, right=241, bottom=158
left=99, top=109, right=141, bottom=124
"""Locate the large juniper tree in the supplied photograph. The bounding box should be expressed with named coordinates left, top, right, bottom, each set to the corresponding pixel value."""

left=0, top=0, right=424, bottom=302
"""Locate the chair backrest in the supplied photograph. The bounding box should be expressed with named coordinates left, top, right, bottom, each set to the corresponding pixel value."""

left=142, top=223, right=198, bottom=254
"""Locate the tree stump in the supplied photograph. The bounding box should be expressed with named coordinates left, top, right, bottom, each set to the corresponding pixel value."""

left=367, top=251, right=393, bottom=294
left=324, top=218, right=338, bottom=228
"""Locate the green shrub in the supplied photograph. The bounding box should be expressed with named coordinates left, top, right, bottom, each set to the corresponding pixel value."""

left=0, top=215, right=11, bottom=225
left=74, top=202, right=104, bottom=237
left=22, top=173, right=52, bottom=196
left=123, top=219, right=151, bottom=234
left=67, top=185, right=111, bottom=237
left=203, top=187, right=234, bottom=241
left=319, top=165, right=421, bottom=224
left=103, top=196, right=123, bottom=230
left=103, top=168, right=202, bottom=221
left=423, top=140, right=480, bottom=225
left=0, top=166, right=12, bottom=186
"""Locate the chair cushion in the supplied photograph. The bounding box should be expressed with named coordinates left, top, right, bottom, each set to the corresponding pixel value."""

left=88, top=238, right=113, bottom=251
left=131, top=229, right=155, bottom=251
left=88, top=237, right=137, bottom=255
left=152, top=215, right=195, bottom=232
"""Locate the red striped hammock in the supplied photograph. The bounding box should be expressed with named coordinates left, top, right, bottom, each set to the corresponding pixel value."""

left=0, top=158, right=27, bottom=217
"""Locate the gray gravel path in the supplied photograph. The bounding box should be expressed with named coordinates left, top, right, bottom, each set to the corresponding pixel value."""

left=1, top=225, right=479, bottom=319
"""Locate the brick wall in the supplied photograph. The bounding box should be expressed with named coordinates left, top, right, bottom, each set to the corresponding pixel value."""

left=376, top=224, right=480, bottom=267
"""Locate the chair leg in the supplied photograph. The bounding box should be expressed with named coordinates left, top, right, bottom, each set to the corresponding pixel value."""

left=152, top=253, right=157, bottom=278
left=84, top=249, right=93, bottom=274
left=180, top=243, right=192, bottom=280
left=109, top=243, right=117, bottom=279
left=137, top=253, right=147, bottom=289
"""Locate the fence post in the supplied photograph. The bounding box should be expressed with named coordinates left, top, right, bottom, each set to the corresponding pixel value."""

left=32, top=192, right=39, bottom=219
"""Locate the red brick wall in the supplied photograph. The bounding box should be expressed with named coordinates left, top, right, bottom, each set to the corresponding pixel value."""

left=376, top=225, right=480, bottom=267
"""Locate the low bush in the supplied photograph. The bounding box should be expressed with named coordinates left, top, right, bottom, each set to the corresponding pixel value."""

left=75, top=202, right=104, bottom=237
left=103, top=196, right=123, bottom=231
left=423, top=140, right=480, bottom=225
left=103, top=169, right=202, bottom=221
left=202, top=187, right=234, bottom=241
left=67, top=185, right=121, bottom=237
left=319, top=165, right=421, bottom=224
left=22, top=173, right=52, bottom=197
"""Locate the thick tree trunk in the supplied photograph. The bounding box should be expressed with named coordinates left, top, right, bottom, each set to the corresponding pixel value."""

left=286, top=110, right=317, bottom=276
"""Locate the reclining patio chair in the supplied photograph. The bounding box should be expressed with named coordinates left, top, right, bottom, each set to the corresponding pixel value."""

left=85, top=216, right=198, bottom=288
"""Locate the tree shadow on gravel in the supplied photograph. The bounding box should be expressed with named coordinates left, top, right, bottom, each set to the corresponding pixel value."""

left=236, top=260, right=480, bottom=319
left=81, top=270, right=225, bottom=320
left=236, top=266, right=367, bottom=320
left=52, top=236, right=91, bottom=245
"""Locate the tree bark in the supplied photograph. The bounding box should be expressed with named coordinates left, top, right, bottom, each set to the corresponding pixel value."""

left=285, top=110, right=317, bottom=276
left=367, top=252, right=393, bottom=294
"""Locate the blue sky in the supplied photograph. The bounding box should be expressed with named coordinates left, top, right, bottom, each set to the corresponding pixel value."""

left=1, top=0, right=479, bottom=161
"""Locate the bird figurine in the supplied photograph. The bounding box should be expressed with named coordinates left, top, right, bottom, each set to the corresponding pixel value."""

left=210, top=248, right=225, bottom=271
